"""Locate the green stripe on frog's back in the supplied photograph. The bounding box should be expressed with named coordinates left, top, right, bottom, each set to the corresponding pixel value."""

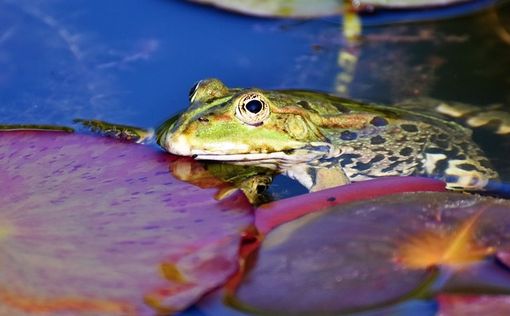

left=275, top=90, right=497, bottom=190
left=277, top=90, right=469, bottom=134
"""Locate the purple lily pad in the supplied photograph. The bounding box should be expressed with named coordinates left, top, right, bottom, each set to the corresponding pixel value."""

left=256, top=176, right=446, bottom=234
left=230, top=192, right=510, bottom=315
left=0, top=131, right=253, bottom=315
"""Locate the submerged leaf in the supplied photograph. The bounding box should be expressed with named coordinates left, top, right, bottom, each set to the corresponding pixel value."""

left=0, top=131, right=253, bottom=315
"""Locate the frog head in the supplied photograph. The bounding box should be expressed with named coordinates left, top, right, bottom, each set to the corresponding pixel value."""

left=157, top=79, right=338, bottom=167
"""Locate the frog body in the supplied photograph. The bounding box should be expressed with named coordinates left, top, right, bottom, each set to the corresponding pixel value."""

left=157, top=79, right=498, bottom=191
left=3, top=79, right=501, bottom=195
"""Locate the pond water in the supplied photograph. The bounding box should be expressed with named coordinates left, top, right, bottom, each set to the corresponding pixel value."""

left=2, top=0, right=510, bottom=184
left=2, top=0, right=510, bottom=314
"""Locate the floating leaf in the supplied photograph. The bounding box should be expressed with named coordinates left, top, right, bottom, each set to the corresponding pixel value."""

left=187, top=0, right=343, bottom=18
left=357, top=0, right=472, bottom=9
left=0, top=131, right=253, bottom=315
left=229, top=192, right=510, bottom=315
left=186, top=0, right=476, bottom=18
left=255, top=176, right=446, bottom=234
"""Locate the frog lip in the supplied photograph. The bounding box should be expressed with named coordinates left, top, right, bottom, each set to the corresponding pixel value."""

left=194, top=152, right=300, bottom=162
left=165, top=134, right=337, bottom=163
left=193, top=149, right=333, bottom=164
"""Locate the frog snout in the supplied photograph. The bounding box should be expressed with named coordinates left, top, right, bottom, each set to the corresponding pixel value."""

left=163, top=133, right=193, bottom=156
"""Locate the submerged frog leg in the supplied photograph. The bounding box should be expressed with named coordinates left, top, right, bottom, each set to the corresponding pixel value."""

left=0, top=124, right=74, bottom=133
left=215, top=174, right=274, bottom=205
left=285, top=164, right=350, bottom=192
left=465, top=111, right=510, bottom=135
left=74, top=119, right=154, bottom=143
left=435, top=102, right=510, bottom=134
left=398, top=98, right=510, bottom=135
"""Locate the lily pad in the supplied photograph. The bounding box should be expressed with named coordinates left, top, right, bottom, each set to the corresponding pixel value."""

left=186, top=0, right=475, bottom=18
left=187, top=0, right=342, bottom=18
left=230, top=192, right=510, bottom=315
left=255, top=176, right=446, bottom=234
left=0, top=131, right=253, bottom=315
left=357, top=0, right=471, bottom=9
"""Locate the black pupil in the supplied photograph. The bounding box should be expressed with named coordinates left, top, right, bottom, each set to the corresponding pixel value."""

left=245, top=99, right=263, bottom=114
left=188, top=82, right=199, bottom=101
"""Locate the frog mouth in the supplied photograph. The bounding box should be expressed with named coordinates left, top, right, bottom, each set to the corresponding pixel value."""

left=165, top=134, right=339, bottom=166
left=193, top=151, right=317, bottom=163
left=193, top=143, right=341, bottom=166
left=192, top=152, right=320, bottom=170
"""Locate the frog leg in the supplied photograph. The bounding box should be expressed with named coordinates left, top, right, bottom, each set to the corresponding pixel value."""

left=464, top=111, right=510, bottom=135
left=0, top=124, right=74, bottom=132
left=216, top=174, right=274, bottom=205
left=73, top=119, right=153, bottom=143
left=284, top=163, right=350, bottom=192
left=398, top=98, right=510, bottom=135
left=434, top=101, right=510, bottom=134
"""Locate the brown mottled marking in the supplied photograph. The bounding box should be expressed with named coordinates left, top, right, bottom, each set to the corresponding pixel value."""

left=212, top=114, right=232, bottom=121
left=297, top=100, right=318, bottom=113
left=318, top=113, right=379, bottom=129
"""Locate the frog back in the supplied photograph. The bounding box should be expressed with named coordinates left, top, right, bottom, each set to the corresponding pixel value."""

left=279, top=90, right=498, bottom=190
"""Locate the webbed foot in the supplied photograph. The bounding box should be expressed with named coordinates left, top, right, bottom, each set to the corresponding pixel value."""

left=285, top=164, right=350, bottom=192
left=465, top=111, right=510, bottom=135
left=73, top=119, right=153, bottom=143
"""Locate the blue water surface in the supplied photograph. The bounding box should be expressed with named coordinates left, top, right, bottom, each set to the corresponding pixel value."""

left=0, top=0, right=325, bottom=127
left=2, top=0, right=510, bottom=315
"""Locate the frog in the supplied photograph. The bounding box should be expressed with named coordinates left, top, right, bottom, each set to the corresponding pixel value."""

left=2, top=78, right=505, bottom=197
left=153, top=78, right=501, bottom=192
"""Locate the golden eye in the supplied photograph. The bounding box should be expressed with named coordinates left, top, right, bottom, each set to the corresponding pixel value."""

left=235, top=94, right=270, bottom=126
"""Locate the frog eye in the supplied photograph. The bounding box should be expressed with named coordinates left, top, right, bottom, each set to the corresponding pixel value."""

left=236, top=94, right=270, bottom=126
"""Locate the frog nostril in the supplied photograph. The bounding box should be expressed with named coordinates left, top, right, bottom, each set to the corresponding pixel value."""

left=198, top=117, right=209, bottom=122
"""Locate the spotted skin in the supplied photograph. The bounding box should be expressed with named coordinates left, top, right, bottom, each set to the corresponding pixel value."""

left=156, top=81, right=499, bottom=192
left=8, top=79, right=498, bottom=194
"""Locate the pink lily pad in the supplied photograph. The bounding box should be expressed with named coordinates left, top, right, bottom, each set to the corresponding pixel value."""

left=255, top=176, right=446, bottom=234
left=230, top=192, right=510, bottom=315
left=0, top=131, right=253, bottom=315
